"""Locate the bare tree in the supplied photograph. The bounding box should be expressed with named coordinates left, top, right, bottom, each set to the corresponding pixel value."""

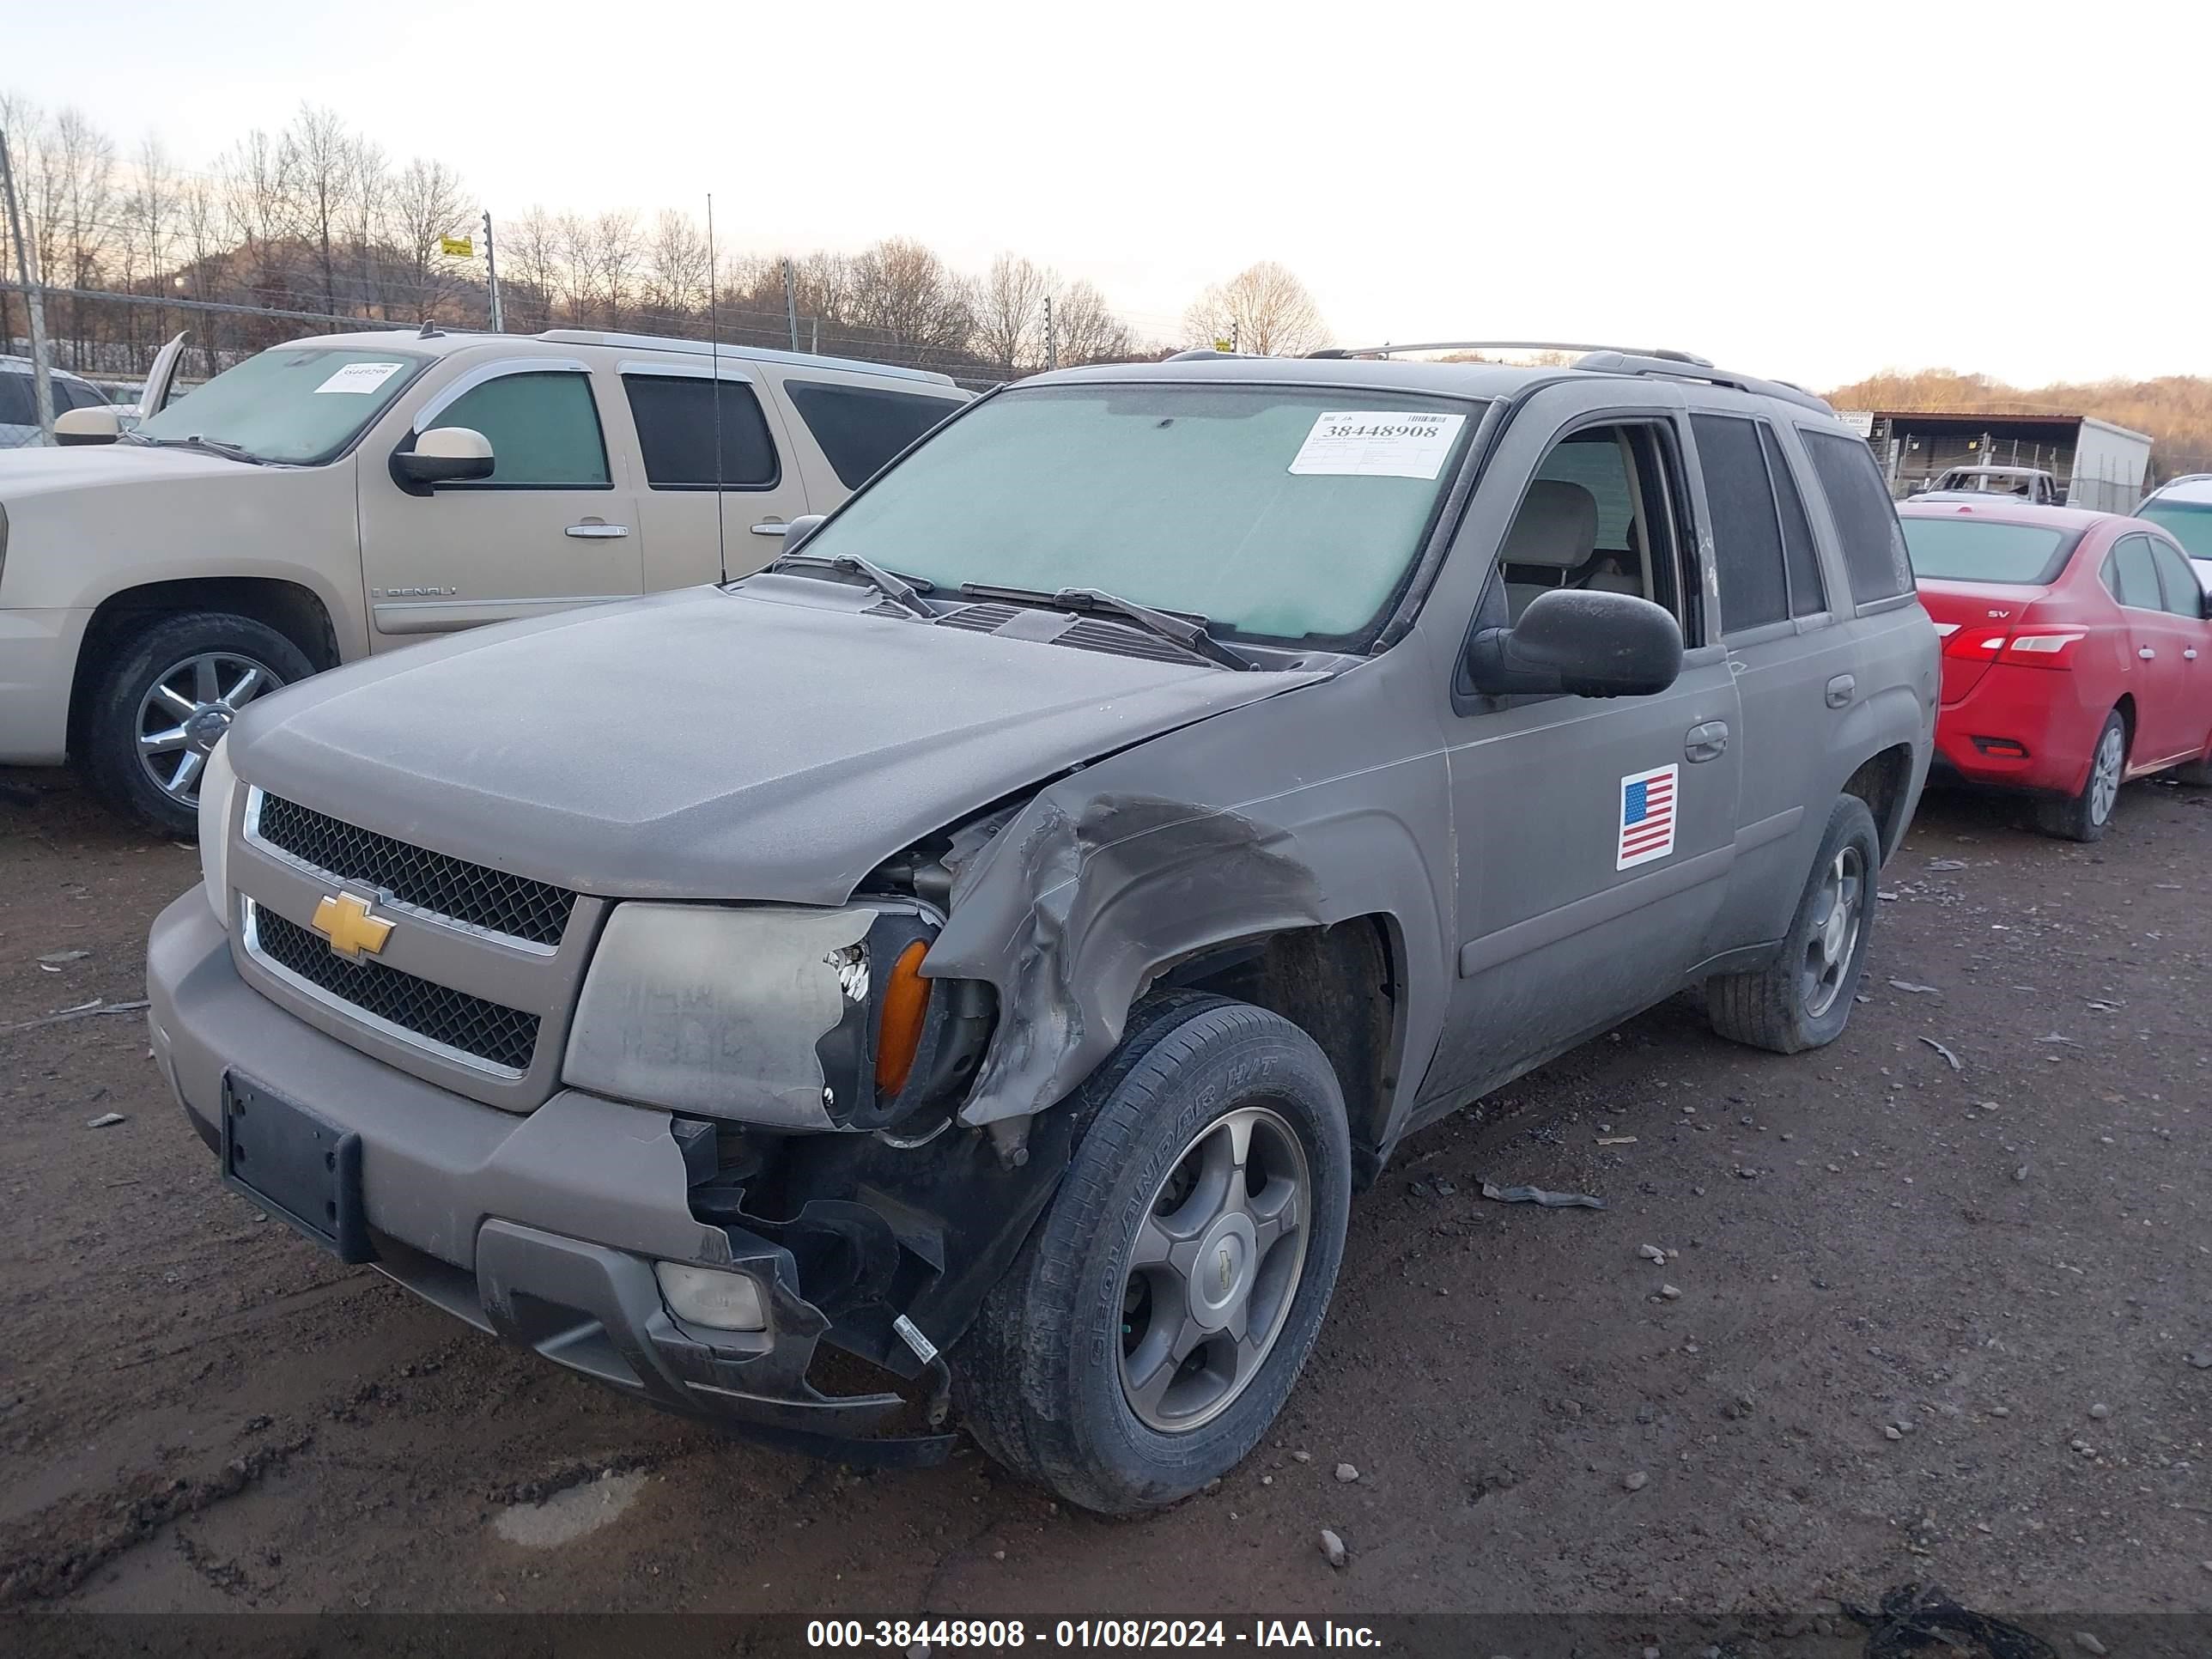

left=848, top=237, right=971, bottom=362
left=973, top=252, right=1050, bottom=374
left=387, top=156, right=471, bottom=323
left=220, top=128, right=292, bottom=311
left=283, top=104, right=352, bottom=317
left=1182, top=261, right=1328, bottom=357
left=344, top=134, right=388, bottom=317
left=505, top=205, right=563, bottom=332
left=1051, top=277, right=1134, bottom=367
left=586, top=209, right=641, bottom=327
left=643, top=208, right=707, bottom=325
left=27, top=107, right=116, bottom=366
left=119, top=136, right=179, bottom=358
left=553, top=210, right=593, bottom=324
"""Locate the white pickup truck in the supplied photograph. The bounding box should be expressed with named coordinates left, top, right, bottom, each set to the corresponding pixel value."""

left=0, top=326, right=969, bottom=833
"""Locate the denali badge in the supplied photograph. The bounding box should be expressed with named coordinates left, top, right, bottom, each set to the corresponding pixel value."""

left=311, top=892, right=394, bottom=961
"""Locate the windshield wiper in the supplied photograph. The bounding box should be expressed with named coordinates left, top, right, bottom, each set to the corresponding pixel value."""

left=959, top=582, right=1255, bottom=670
left=130, top=433, right=266, bottom=465
left=772, top=551, right=934, bottom=619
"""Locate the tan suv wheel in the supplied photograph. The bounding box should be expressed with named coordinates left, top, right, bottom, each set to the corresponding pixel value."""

left=83, top=612, right=313, bottom=840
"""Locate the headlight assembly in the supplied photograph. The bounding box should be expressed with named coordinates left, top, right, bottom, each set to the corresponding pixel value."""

left=562, top=902, right=993, bottom=1132
left=196, top=737, right=238, bottom=929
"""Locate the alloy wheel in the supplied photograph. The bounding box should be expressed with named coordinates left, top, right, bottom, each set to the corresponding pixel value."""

left=1118, top=1105, right=1311, bottom=1434
left=134, top=651, right=280, bottom=806
left=1800, top=843, right=1864, bottom=1020
left=2088, top=721, right=2124, bottom=826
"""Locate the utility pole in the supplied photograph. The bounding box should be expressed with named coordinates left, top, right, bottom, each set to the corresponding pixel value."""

left=1044, top=294, right=1056, bottom=370
left=0, top=131, right=55, bottom=441
left=1231, top=319, right=1240, bottom=353
left=782, top=258, right=799, bottom=352
left=482, top=210, right=504, bottom=332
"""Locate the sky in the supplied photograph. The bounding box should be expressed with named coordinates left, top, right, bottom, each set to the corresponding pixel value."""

left=9, top=0, right=2209, bottom=388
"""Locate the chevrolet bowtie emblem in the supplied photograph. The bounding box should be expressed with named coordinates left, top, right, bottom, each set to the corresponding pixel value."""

left=311, top=891, right=393, bottom=961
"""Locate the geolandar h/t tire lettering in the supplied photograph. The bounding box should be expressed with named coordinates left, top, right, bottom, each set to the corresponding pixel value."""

left=83, top=611, right=312, bottom=840
left=955, top=992, right=1352, bottom=1515
left=1706, top=793, right=1881, bottom=1055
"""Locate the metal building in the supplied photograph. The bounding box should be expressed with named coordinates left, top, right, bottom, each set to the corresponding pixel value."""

left=1838, top=408, right=2153, bottom=513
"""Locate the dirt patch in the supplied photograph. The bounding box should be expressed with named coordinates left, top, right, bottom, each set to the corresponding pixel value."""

left=3, top=767, right=2209, bottom=1620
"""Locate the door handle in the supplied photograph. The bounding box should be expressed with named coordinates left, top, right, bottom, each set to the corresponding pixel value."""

left=2138, top=646, right=2156, bottom=660
left=565, top=521, right=629, bottom=539
left=750, top=521, right=787, bottom=537
left=1684, top=720, right=1729, bottom=763
left=2187, top=648, right=2201, bottom=661
left=1825, top=672, right=1856, bottom=708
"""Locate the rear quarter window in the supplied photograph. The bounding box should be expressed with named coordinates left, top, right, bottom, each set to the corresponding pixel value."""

left=1802, top=429, right=1913, bottom=604
left=786, top=380, right=965, bottom=489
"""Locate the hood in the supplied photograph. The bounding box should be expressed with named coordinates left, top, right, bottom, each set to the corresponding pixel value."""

left=229, top=580, right=1326, bottom=905
left=0, top=440, right=248, bottom=499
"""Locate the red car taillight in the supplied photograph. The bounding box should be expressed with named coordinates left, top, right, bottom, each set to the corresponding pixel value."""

left=1942, top=625, right=2086, bottom=670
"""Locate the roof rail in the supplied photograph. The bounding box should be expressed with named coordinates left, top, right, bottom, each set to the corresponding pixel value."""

left=1310, top=340, right=1707, bottom=362
left=1165, top=347, right=1251, bottom=361
left=1574, top=350, right=1834, bottom=416
left=536, top=328, right=957, bottom=386
left=2154, top=472, right=2212, bottom=487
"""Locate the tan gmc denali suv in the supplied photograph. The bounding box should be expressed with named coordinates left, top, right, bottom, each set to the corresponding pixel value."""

left=0, top=326, right=969, bottom=835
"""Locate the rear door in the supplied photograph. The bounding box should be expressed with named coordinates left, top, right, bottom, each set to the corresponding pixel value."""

left=611, top=362, right=810, bottom=588
left=2146, top=532, right=2212, bottom=763
left=763, top=368, right=969, bottom=507
left=357, top=356, right=644, bottom=645
left=1686, top=411, right=1847, bottom=954
left=2103, top=534, right=2194, bottom=766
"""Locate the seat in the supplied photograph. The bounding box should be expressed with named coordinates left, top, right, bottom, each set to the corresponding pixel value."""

left=1500, top=480, right=1600, bottom=619
left=1582, top=520, right=1644, bottom=595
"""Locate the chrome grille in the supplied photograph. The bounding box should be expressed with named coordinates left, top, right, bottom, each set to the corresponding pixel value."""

left=251, top=907, right=540, bottom=1074
left=252, top=793, right=574, bottom=947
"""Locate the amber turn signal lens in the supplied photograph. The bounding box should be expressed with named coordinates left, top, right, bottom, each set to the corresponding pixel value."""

left=874, top=939, right=933, bottom=1096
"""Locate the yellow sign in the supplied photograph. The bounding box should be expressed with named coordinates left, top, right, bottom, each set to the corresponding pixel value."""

left=311, top=892, right=394, bottom=962
left=1214, top=338, right=1234, bottom=353
left=439, top=235, right=474, bottom=258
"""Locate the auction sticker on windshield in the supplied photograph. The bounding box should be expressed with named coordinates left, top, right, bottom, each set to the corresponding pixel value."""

left=1288, top=410, right=1466, bottom=480
left=314, top=362, right=406, bottom=395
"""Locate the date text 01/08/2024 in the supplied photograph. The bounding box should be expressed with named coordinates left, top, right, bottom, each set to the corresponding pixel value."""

left=805, top=1618, right=1384, bottom=1649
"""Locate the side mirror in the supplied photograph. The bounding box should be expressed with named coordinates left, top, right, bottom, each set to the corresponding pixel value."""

left=784, top=513, right=827, bottom=551
left=392, top=426, right=495, bottom=489
left=54, top=405, right=122, bottom=447
left=1463, top=587, right=1685, bottom=699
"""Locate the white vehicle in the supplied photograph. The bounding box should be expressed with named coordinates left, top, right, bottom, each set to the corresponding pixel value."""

left=0, top=355, right=112, bottom=447
left=0, top=326, right=970, bottom=835
left=2135, top=474, right=2212, bottom=593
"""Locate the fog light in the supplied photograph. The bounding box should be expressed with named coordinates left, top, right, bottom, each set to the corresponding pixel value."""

left=653, top=1261, right=768, bottom=1332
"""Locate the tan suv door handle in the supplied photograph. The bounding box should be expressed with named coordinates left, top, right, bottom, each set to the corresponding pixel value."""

left=1825, top=673, right=1856, bottom=708
left=565, top=521, right=629, bottom=539
left=750, top=521, right=788, bottom=537
left=1684, top=720, right=1729, bottom=763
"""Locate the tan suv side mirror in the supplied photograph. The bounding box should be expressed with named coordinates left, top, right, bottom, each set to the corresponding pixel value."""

left=54, top=405, right=123, bottom=447
left=392, top=426, right=495, bottom=489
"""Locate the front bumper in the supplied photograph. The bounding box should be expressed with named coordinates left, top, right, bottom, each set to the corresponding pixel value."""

left=147, top=889, right=949, bottom=1462
left=0, top=605, right=93, bottom=764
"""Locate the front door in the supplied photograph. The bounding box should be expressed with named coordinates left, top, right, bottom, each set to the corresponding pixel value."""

left=358, top=359, right=644, bottom=646
left=1431, top=413, right=1743, bottom=1103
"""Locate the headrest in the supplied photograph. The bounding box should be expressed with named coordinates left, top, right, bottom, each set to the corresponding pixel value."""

left=1502, top=480, right=1599, bottom=568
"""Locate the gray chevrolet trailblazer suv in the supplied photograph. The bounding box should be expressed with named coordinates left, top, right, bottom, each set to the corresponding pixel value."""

left=148, top=343, right=1936, bottom=1513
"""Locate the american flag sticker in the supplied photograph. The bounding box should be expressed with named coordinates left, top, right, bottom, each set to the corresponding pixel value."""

left=1617, top=764, right=1679, bottom=871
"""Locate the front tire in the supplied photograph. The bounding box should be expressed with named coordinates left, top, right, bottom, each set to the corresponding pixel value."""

left=82, top=611, right=310, bottom=839
left=2034, top=708, right=2126, bottom=842
left=956, top=994, right=1352, bottom=1514
left=1706, top=793, right=1881, bottom=1055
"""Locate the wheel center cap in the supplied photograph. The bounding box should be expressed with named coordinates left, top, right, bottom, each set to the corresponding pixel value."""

left=185, top=708, right=231, bottom=752
left=1188, top=1212, right=1258, bottom=1330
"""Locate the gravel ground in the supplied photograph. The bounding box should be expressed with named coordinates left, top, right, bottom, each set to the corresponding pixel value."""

left=3, top=765, right=2207, bottom=1644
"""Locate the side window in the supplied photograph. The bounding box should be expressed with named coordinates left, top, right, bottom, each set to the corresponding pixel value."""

left=0, top=375, right=33, bottom=426
left=1761, top=426, right=1827, bottom=617
left=2146, top=537, right=2204, bottom=617
left=1802, top=430, right=1913, bottom=603
left=54, top=380, right=101, bottom=413
left=1491, top=422, right=1697, bottom=638
left=784, top=380, right=963, bottom=489
left=2106, top=536, right=2162, bottom=611
left=623, top=374, right=779, bottom=489
left=1690, top=414, right=1789, bottom=634
left=430, top=371, right=610, bottom=487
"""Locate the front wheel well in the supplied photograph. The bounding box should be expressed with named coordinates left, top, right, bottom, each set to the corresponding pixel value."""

left=70, top=579, right=340, bottom=746
left=1157, top=915, right=1402, bottom=1183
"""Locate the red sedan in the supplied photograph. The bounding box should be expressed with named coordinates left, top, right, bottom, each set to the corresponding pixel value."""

left=1900, top=501, right=2212, bottom=840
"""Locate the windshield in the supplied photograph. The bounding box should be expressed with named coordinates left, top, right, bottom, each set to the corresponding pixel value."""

left=2139, top=499, right=2212, bottom=562
left=135, top=345, right=428, bottom=465
left=1901, top=515, right=2076, bottom=584
left=793, top=384, right=1481, bottom=643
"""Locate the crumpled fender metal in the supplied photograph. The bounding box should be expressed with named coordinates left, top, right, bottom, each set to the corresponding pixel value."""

left=927, top=666, right=1455, bottom=1134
